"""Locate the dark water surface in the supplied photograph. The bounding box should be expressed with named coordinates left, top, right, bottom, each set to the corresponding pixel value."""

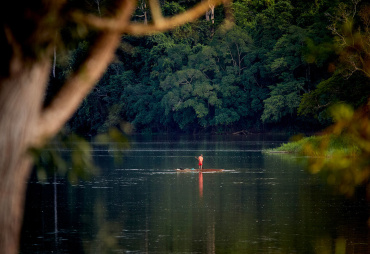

left=20, top=135, right=370, bottom=253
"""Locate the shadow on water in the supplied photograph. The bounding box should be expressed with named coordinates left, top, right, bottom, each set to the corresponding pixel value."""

left=20, top=134, right=370, bottom=253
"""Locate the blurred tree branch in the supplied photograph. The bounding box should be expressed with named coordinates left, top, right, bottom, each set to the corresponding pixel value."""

left=327, top=0, right=370, bottom=77
left=71, top=0, right=233, bottom=35
left=36, top=0, right=136, bottom=146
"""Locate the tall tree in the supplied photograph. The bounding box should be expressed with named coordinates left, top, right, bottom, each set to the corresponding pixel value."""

left=262, top=25, right=309, bottom=122
left=0, top=0, right=231, bottom=252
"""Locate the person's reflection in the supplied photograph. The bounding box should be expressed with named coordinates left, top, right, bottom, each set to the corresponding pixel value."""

left=199, top=172, right=203, bottom=198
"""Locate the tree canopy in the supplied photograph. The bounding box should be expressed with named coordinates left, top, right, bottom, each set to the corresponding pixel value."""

left=62, top=0, right=369, bottom=135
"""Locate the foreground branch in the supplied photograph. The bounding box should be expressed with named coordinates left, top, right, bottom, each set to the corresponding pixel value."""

left=72, top=0, right=232, bottom=35
left=35, top=0, right=136, bottom=145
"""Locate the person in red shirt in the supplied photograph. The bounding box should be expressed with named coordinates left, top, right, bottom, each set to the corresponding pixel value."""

left=196, top=154, right=203, bottom=170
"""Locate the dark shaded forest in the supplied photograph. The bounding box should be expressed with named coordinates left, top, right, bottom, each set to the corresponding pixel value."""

left=51, top=0, right=370, bottom=135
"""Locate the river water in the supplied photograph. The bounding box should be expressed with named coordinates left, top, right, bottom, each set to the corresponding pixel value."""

left=20, top=134, right=370, bottom=253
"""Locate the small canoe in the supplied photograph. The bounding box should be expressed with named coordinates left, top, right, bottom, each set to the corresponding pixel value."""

left=175, top=168, right=224, bottom=172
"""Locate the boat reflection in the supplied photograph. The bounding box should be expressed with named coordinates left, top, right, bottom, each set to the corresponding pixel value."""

left=199, top=172, right=203, bottom=198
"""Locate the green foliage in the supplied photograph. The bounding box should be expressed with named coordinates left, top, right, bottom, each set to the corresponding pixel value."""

left=232, top=0, right=256, bottom=29
left=262, top=77, right=305, bottom=122
left=29, top=134, right=98, bottom=182
left=59, top=0, right=369, bottom=135
left=265, top=133, right=360, bottom=156
left=303, top=103, right=370, bottom=197
left=303, top=38, right=335, bottom=67
left=329, top=1, right=370, bottom=77
left=266, top=102, right=370, bottom=197
left=162, top=2, right=186, bottom=16
left=298, top=72, right=370, bottom=123
left=31, top=128, right=131, bottom=183
left=261, top=25, right=310, bottom=123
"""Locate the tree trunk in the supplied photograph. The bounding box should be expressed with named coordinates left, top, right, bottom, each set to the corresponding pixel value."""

left=0, top=58, right=50, bottom=254
left=205, top=5, right=215, bottom=23
left=210, top=5, right=215, bottom=24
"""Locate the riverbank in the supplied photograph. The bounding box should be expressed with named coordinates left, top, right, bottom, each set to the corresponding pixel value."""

left=263, top=134, right=360, bottom=157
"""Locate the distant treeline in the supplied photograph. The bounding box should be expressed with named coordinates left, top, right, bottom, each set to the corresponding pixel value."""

left=50, top=0, right=370, bottom=135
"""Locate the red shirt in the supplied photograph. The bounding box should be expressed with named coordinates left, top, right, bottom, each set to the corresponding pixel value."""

left=198, top=156, right=203, bottom=165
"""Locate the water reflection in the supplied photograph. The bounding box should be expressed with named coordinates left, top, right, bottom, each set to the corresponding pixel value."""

left=20, top=135, right=370, bottom=253
left=199, top=172, right=203, bottom=198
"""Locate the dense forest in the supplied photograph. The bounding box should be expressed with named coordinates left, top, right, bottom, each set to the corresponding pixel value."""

left=51, top=0, right=370, bottom=135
